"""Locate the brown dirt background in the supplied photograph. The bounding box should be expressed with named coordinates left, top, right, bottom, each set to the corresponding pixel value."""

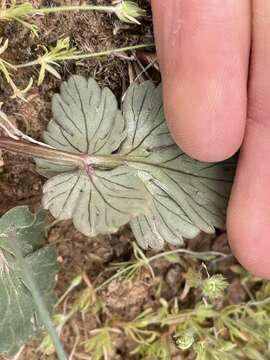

left=0, top=1, right=251, bottom=359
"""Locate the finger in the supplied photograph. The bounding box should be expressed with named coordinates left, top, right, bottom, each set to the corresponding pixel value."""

left=228, top=0, right=270, bottom=279
left=152, top=0, right=250, bottom=161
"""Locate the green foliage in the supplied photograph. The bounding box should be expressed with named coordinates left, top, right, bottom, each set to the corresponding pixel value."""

left=34, top=37, right=81, bottom=85
left=107, top=242, right=155, bottom=285
left=173, top=329, right=195, bottom=350
left=183, top=267, right=202, bottom=288
left=97, top=247, right=270, bottom=360
left=0, top=38, right=32, bottom=99
left=36, top=76, right=235, bottom=249
left=32, top=237, right=270, bottom=360
left=96, top=242, right=226, bottom=292
left=124, top=308, right=161, bottom=344
left=39, top=276, right=105, bottom=357
left=132, top=338, right=171, bottom=359
left=0, top=38, right=151, bottom=99
left=202, top=274, right=229, bottom=301
left=38, top=314, right=68, bottom=356
left=114, top=1, right=146, bottom=24
left=0, top=1, right=38, bottom=34
left=0, top=206, right=58, bottom=356
left=83, top=328, right=117, bottom=360
left=131, top=296, right=270, bottom=360
left=0, top=1, right=145, bottom=34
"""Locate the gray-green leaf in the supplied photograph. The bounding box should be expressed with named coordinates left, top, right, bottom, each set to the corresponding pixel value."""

left=120, top=82, right=174, bottom=155
left=36, top=76, right=151, bottom=236
left=37, top=77, right=235, bottom=249
left=42, top=167, right=151, bottom=236
left=46, top=75, right=126, bottom=156
left=0, top=207, right=58, bottom=356
left=120, top=82, right=235, bottom=249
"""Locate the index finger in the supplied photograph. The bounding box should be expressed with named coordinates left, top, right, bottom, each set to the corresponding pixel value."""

left=152, top=0, right=250, bottom=161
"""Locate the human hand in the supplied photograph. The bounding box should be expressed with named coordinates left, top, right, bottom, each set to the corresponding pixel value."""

left=152, top=0, right=270, bottom=278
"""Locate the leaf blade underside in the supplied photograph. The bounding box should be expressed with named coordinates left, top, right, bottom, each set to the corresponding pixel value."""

left=42, top=167, right=151, bottom=236
left=36, top=76, right=151, bottom=237
left=37, top=77, right=235, bottom=248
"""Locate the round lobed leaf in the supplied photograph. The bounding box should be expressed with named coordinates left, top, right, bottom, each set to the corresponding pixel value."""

left=37, top=77, right=235, bottom=249
left=36, top=76, right=151, bottom=236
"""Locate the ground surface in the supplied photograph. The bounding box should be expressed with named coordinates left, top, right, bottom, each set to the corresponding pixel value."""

left=0, top=1, right=266, bottom=360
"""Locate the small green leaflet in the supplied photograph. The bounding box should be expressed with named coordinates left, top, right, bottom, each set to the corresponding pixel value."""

left=36, top=76, right=235, bottom=249
left=0, top=207, right=58, bottom=356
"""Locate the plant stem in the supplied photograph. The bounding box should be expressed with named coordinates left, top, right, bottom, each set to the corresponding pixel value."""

left=95, top=248, right=227, bottom=292
left=68, top=43, right=154, bottom=61
left=30, top=5, right=116, bottom=15
left=0, top=136, right=125, bottom=170
left=0, top=137, right=83, bottom=167
left=95, top=264, right=136, bottom=292
left=16, top=43, right=154, bottom=69
left=149, top=249, right=228, bottom=262
left=0, top=136, right=233, bottom=181
left=9, top=231, right=68, bottom=360
left=247, top=297, right=270, bottom=307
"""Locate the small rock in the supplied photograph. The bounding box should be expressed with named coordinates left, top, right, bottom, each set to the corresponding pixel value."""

left=165, top=264, right=182, bottom=288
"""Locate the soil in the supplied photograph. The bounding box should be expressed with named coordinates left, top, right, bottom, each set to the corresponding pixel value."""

left=0, top=1, right=252, bottom=360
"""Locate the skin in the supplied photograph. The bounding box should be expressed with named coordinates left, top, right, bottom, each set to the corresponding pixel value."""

left=152, top=0, right=270, bottom=279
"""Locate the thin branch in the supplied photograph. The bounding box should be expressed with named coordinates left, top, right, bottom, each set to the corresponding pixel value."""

left=31, top=5, right=115, bottom=15
left=16, top=44, right=154, bottom=69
